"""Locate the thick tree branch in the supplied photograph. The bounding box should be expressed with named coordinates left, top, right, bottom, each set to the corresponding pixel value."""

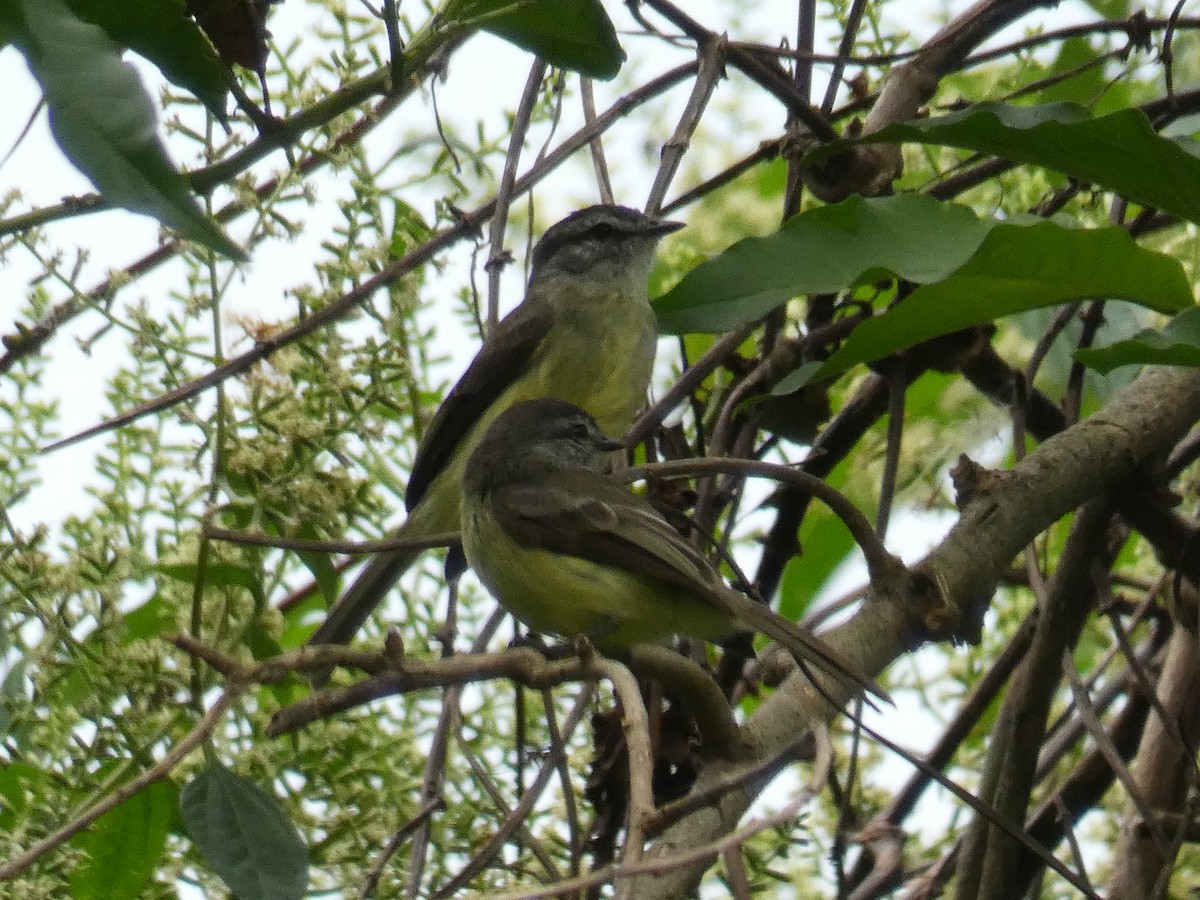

left=629, top=366, right=1200, bottom=897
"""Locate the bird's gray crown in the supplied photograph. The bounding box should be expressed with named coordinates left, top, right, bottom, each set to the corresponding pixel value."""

left=530, top=205, right=682, bottom=277
left=467, top=399, right=623, bottom=489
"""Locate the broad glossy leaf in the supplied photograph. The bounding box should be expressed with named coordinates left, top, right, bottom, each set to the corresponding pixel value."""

left=69, top=781, right=177, bottom=900
left=67, top=0, right=227, bottom=118
left=655, top=194, right=992, bottom=334
left=457, top=0, right=624, bottom=79
left=180, top=763, right=308, bottom=900
left=811, top=102, right=1200, bottom=225
left=1075, top=306, right=1200, bottom=373
left=9, top=0, right=245, bottom=259
left=807, top=220, right=1193, bottom=384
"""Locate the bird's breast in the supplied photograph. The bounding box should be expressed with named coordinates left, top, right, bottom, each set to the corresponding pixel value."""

left=537, top=292, right=656, bottom=435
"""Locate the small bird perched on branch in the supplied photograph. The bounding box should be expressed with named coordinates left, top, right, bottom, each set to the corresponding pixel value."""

left=460, top=398, right=885, bottom=700
left=308, top=205, right=683, bottom=658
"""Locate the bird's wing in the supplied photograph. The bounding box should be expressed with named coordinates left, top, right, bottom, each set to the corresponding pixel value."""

left=406, top=302, right=555, bottom=511
left=489, top=470, right=720, bottom=596
left=493, top=472, right=890, bottom=702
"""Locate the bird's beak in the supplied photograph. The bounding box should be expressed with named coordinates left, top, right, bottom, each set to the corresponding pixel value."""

left=599, top=436, right=626, bottom=452
left=648, top=218, right=685, bottom=236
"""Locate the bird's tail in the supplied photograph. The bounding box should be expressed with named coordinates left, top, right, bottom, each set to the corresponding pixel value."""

left=307, top=539, right=423, bottom=649
left=728, top=591, right=890, bottom=704
left=306, top=506, right=439, bottom=686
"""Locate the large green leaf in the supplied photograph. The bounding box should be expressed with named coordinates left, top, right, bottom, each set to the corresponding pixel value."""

left=455, top=0, right=624, bottom=79
left=804, top=220, right=1193, bottom=386
left=180, top=763, right=308, bottom=900
left=69, top=781, right=177, bottom=900
left=655, top=194, right=993, bottom=334
left=810, top=102, right=1200, bottom=225
left=8, top=0, right=245, bottom=259
left=1075, top=306, right=1200, bottom=373
left=66, top=0, right=227, bottom=119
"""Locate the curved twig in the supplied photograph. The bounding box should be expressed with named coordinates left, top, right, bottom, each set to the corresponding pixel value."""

left=627, top=457, right=904, bottom=584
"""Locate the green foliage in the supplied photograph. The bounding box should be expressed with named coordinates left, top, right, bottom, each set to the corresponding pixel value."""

left=3, top=0, right=244, bottom=258
left=69, top=780, right=178, bottom=900
left=455, top=0, right=625, bottom=79
left=65, top=0, right=228, bottom=119
left=819, top=102, right=1200, bottom=224
left=656, top=194, right=991, bottom=333
left=3, top=0, right=1200, bottom=895
left=810, top=217, right=1192, bottom=384
left=655, top=193, right=1191, bottom=347
left=180, top=764, right=308, bottom=900
left=1075, top=306, right=1200, bottom=372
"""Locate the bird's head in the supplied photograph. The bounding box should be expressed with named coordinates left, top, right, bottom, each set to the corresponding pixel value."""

left=529, top=205, right=683, bottom=284
left=470, top=398, right=624, bottom=483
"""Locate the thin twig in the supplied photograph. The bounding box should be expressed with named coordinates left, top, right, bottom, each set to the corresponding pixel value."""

left=1061, top=649, right=1169, bottom=848
left=359, top=797, right=445, bottom=900
left=203, top=524, right=456, bottom=554
left=645, top=34, right=725, bottom=216
left=601, top=655, right=654, bottom=897
left=406, top=608, right=506, bottom=899
left=487, top=60, right=548, bottom=330
left=627, top=457, right=903, bottom=584
left=640, top=0, right=837, bottom=140
left=821, top=0, right=870, bottom=114
left=581, top=79, right=615, bottom=204
left=626, top=321, right=757, bottom=447
left=875, top=363, right=905, bottom=539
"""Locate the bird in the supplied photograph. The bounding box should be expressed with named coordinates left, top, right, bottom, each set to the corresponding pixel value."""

left=459, top=398, right=884, bottom=699
left=307, top=205, right=683, bottom=654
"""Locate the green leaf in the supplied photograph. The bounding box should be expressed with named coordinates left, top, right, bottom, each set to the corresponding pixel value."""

left=8, top=0, right=246, bottom=259
left=1033, top=38, right=1107, bottom=108
left=244, top=619, right=285, bottom=660
left=457, top=0, right=624, bottom=79
left=0, top=656, right=29, bottom=743
left=1079, top=0, right=1129, bottom=18
left=157, top=560, right=262, bottom=591
left=389, top=196, right=434, bottom=258
left=69, top=781, right=177, bottom=900
left=655, top=194, right=993, bottom=334
left=120, top=595, right=177, bottom=641
left=1075, top=306, right=1200, bottom=373
left=297, top=549, right=340, bottom=607
left=811, top=220, right=1193, bottom=383
left=811, top=102, right=1200, bottom=226
left=180, top=763, right=308, bottom=900
left=777, top=508, right=854, bottom=623
left=66, top=0, right=227, bottom=119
